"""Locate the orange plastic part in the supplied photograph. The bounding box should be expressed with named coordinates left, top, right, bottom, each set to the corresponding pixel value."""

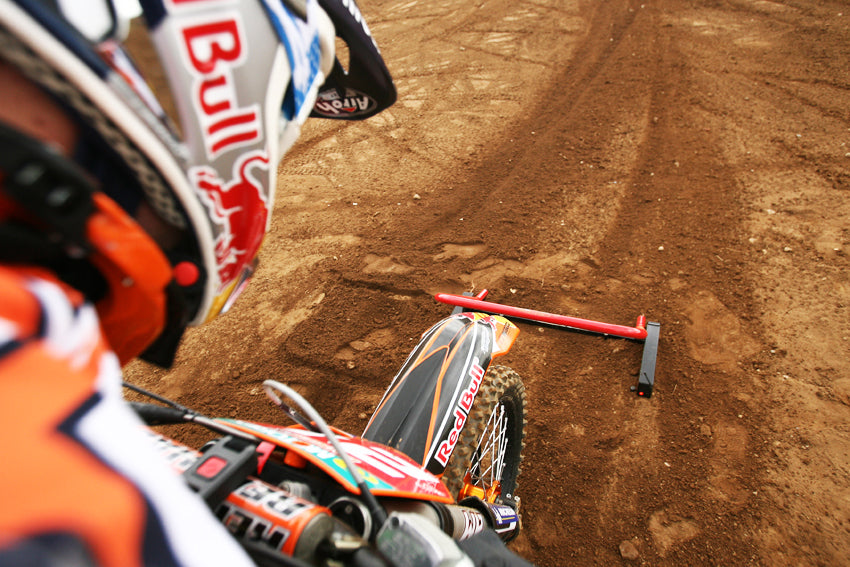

left=86, top=193, right=173, bottom=364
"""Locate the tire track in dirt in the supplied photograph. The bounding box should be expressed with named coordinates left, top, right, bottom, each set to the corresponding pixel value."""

left=568, top=3, right=767, bottom=562
left=445, top=1, right=767, bottom=563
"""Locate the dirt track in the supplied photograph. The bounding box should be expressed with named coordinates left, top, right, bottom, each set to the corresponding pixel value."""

left=128, top=0, right=850, bottom=564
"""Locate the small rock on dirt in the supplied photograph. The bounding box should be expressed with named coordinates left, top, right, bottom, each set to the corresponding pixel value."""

left=619, top=540, right=640, bottom=561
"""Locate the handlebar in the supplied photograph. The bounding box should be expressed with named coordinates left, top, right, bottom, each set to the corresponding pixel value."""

left=135, top=419, right=513, bottom=566
left=130, top=390, right=530, bottom=567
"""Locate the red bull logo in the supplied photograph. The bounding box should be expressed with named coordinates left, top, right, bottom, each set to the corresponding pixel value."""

left=434, top=358, right=485, bottom=467
left=190, top=150, right=270, bottom=290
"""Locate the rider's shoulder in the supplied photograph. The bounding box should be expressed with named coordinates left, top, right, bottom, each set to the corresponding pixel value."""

left=0, top=265, right=93, bottom=356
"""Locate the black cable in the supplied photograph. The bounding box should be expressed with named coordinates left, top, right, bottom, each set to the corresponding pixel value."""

left=122, top=381, right=191, bottom=412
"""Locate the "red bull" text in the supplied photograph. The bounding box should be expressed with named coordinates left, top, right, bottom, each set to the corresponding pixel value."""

left=434, top=359, right=485, bottom=467
left=177, top=9, right=262, bottom=159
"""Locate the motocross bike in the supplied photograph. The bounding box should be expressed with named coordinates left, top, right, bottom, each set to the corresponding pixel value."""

left=128, top=310, right=528, bottom=567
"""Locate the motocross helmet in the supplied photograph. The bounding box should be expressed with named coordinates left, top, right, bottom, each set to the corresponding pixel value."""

left=0, top=0, right=394, bottom=366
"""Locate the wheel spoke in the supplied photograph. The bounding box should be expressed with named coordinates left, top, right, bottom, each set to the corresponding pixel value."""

left=469, top=401, right=509, bottom=492
left=495, top=408, right=508, bottom=479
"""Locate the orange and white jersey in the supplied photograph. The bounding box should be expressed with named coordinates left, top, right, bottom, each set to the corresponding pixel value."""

left=0, top=266, right=254, bottom=566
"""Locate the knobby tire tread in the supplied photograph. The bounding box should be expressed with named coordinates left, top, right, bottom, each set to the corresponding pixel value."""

left=441, top=365, right=527, bottom=501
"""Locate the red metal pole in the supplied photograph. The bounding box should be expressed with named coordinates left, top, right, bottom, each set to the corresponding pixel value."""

left=435, top=292, right=648, bottom=341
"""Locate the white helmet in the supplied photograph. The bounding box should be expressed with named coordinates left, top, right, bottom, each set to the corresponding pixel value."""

left=0, top=0, right=394, bottom=364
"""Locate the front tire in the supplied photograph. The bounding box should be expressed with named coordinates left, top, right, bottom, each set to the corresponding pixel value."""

left=441, top=365, right=527, bottom=504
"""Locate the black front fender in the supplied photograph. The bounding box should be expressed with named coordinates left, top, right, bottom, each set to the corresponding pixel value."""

left=362, top=313, right=518, bottom=475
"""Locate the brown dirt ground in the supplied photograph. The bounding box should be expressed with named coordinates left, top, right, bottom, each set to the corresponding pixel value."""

left=126, top=0, right=850, bottom=565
